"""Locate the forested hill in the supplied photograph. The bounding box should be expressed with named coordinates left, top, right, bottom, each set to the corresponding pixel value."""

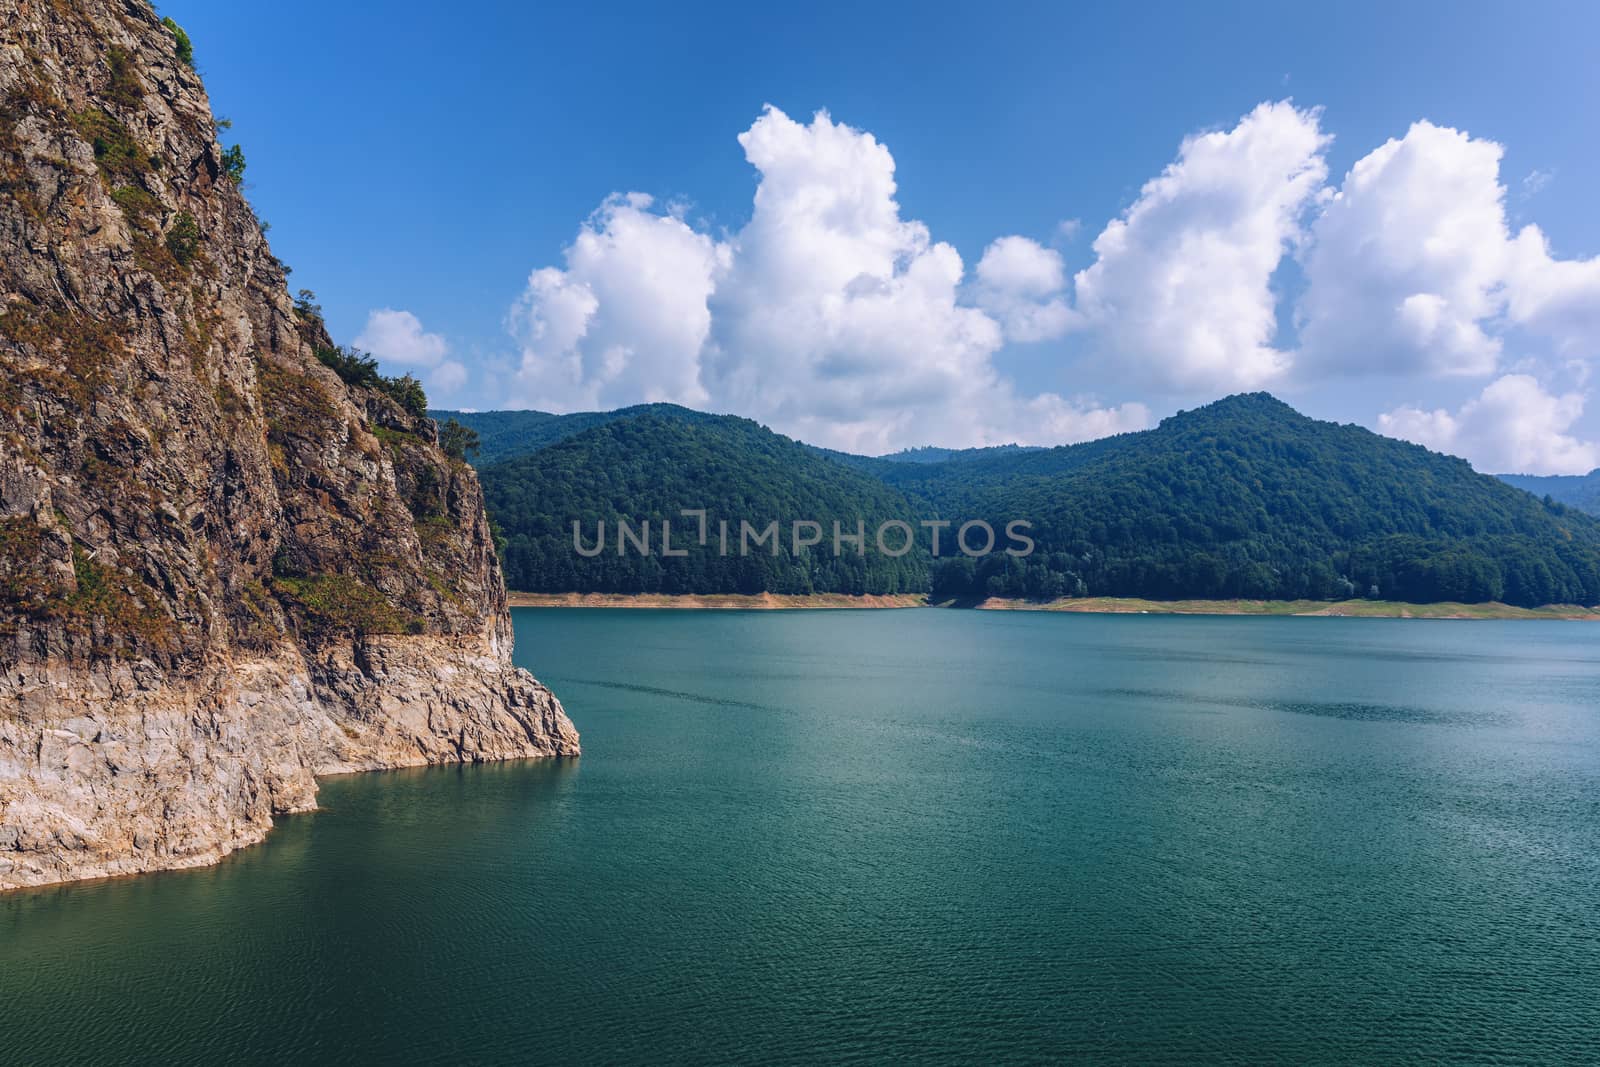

left=482, top=413, right=930, bottom=595
left=1497, top=470, right=1600, bottom=516
left=476, top=395, right=1600, bottom=606
left=434, top=406, right=1041, bottom=471
left=893, top=393, right=1600, bottom=605
left=430, top=404, right=723, bottom=466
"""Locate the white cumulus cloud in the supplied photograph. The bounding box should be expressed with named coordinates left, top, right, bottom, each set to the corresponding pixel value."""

left=1505, top=226, right=1600, bottom=358
left=354, top=308, right=467, bottom=397
left=1379, top=374, right=1600, bottom=475
left=499, top=101, right=1600, bottom=456
left=510, top=107, right=1144, bottom=451
left=1072, top=101, right=1329, bottom=391
left=1297, top=122, right=1510, bottom=378
left=507, top=193, right=727, bottom=412
left=1297, top=122, right=1600, bottom=385
left=356, top=308, right=449, bottom=366
left=973, top=236, right=1076, bottom=343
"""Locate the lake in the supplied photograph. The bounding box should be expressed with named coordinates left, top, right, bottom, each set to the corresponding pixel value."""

left=4, top=609, right=1599, bottom=1064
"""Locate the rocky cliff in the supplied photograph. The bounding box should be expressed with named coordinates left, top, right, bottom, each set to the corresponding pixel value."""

left=0, top=0, right=578, bottom=891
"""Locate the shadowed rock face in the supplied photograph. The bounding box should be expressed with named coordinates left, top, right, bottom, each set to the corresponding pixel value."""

left=0, top=0, right=577, bottom=891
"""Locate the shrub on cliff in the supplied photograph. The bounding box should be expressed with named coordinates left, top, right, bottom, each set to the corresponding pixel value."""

left=70, top=108, right=149, bottom=184
left=221, top=143, right=245, bottom=183
left=294, top=288, right=324, bottom=324
left=105, top=47, right=143, bottom=107
left=382, top=374, right=428, bottom=418
left=313, top=345, right=430, bottom=418
left=161, top=17, right=195, bottom=68
left=315, top=344, right=382, bottom=388
left=165, top=211, right=200, bottom=266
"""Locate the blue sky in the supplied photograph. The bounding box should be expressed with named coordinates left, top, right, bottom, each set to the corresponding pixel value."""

left=164, top=0, right=1600, bottom=470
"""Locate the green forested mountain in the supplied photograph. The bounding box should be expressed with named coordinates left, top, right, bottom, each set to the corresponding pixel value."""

left=1496, top=470, right=1600, bottom=516
left=477, top=395, right=1600, bottom=606
left=437, top=407, right=1043, bottom=470
left=892, top=394, right=1600, bottom=605
left=430, top=404, right=722, bottom=466
left=483, top=413, right=930, bottom=595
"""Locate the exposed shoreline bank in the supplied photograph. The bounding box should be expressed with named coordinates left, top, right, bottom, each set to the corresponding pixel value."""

left=508, top=592, right=928, bottom=610
left=508, top=591, right=1600, bottom=619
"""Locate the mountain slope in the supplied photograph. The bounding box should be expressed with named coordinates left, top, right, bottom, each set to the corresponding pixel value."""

left=1497, top=470, right=1600, bottom=516
left=1, top=1, right=575, bottom=891
left=436, top=406, right=1044, bottom=471
left=476, top=395, right=1600, bottom=607
left=483, top=412, right=929, bottom=595
left=891, top=394, right=1600, bottom=606
left=432, top=403, right=723, bottom=466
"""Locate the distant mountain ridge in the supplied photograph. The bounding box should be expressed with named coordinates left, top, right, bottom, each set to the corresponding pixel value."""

left=451, top=400, right=1600, bottom=522
left=1496, top=470, right=1600, bottom=516
left=473, top=394, right=1600, bottom=607
left=881, top=443, right=1042, bottom=464
left=430, top=404, right=720, bottom=466
left=433, top=408, right=1044, bottom=470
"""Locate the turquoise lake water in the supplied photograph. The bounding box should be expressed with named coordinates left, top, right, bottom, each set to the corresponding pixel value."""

left=3, top=609, right=1599, bottom=1064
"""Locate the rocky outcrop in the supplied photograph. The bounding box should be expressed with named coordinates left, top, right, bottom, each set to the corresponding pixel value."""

left=0, top=0, right=577, bottom=891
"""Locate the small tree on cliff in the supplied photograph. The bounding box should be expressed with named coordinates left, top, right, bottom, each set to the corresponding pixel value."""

left=440, top=419, right=480, bottom=462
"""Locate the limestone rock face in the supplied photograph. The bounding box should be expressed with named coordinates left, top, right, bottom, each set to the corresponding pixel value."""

left=0, top=0, right=578, bottom=891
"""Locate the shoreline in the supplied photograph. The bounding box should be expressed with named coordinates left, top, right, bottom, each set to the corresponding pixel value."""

left=507, top=591, right=927, bottom=610
left=507, top=592, right=1600, bottom=619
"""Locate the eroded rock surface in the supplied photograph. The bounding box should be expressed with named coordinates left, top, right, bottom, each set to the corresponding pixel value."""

left=0, top=0, right=577, bottom=891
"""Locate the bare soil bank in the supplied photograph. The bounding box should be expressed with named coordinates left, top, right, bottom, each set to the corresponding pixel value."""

left=508, top=592, right=1600, bottom=619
